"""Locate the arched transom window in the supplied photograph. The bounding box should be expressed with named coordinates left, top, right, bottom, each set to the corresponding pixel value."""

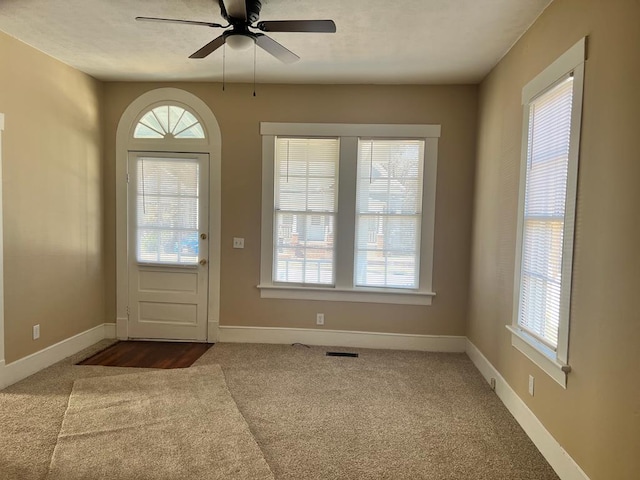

left=134, top=104, right=205, bottom=139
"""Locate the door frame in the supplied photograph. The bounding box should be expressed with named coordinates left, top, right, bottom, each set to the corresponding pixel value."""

left=115, top=89, right=221, bottom=342
left=127, top=151, right=210, bottom=341
left=0, top=112, right=5, bottom=366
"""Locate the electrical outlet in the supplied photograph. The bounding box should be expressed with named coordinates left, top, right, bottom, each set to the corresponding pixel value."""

left=233, top=237, right=244, bottom=249
left=316, top=313, right=325, bottom=326
left=528, top=375, right=535, bottom=396
left=33, top=324, right=40, bottom=340
left=490, top=377, right=496, bottom=391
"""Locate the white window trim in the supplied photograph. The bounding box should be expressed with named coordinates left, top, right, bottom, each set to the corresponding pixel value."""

left=509, top=37, right=586, bottom=388
left=259, top=123, right=440, bottom=306
left=115, top=88, right=222, bottom=342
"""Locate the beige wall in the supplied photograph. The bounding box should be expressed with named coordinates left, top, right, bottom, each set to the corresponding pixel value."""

left=0, top=31, right=104, bottom=362
left=2, top=1, right=638, bottom=476
left=103, top=83, right=478, bottom=336
left=468, top=0, right=640, bottom=478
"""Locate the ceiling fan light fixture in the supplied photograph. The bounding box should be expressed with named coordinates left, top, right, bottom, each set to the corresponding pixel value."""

left=136, top=0, right=336, bottom=62
left=226, top=34, right=254, bottom=51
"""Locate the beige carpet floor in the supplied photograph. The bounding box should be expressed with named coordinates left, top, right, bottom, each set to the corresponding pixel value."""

left=46, top=365, right=273, bottom=480
left=193, top=343, right=560, bottom=480
left=0, top=340, right=560, bottom=480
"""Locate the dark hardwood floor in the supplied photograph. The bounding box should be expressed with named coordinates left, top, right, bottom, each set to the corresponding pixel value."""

left=78, top=341, right=213, bottom=369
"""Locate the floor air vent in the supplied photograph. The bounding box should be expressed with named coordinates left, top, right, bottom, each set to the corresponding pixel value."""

left=326, top=352, right=359, bottom=358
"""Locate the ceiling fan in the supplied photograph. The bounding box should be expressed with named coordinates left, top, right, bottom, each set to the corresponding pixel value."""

left=136, top=0, right=336, bottom=64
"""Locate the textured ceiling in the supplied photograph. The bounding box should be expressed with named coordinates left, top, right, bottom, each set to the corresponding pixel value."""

left=0, top=0, right=552, bottom=84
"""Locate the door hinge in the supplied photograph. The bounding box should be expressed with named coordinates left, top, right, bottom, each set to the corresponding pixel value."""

left=126, top=173, right=130, bottom=183
left=126, top=305, right=130, bottom=316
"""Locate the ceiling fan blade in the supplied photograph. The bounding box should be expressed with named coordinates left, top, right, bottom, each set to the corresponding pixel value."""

left=136, top=16, right=224, bottom=28
left=255, top=35, right=299, bottom=64
left=189, top=35, right=227, bottom=59
left=256, top=20, right=336, bottom=33
left=220, top=0, right=247, bottom=21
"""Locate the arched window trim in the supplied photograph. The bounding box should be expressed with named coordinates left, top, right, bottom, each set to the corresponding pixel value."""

left=132, top=101, right=207, bottom=141
left=116, top=88, right=221, bottom=344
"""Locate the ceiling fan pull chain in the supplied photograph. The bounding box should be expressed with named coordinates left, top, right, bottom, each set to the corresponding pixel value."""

left=222, top=44, right=226, bottom=91
left=253, top=41, right=257, bottom=97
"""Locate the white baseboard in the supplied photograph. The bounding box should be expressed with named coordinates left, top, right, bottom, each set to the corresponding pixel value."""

left=0, top=321, right=590, bottom=480
left=116, top=316, right=128, bottom=340
left=208, top=321, right=219, bottom=343
left=0, top=323, right=114, bottom=390
left=104, top=322, right=117, bottom=339
left=218, top=325, right=466, bottom=352
left=465, top=339, right=590, bottom=480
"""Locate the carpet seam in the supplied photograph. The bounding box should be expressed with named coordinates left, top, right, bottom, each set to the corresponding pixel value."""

left=45, top=364, right=276, bottom=480
left=44, top=377, right=76, bottom=478
left=217, top=365, right=278, bottom=477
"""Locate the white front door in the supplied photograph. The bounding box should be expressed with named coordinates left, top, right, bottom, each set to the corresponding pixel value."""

left=127, top=152, right=209, bottom=341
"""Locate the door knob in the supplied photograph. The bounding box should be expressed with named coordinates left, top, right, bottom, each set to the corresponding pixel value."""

left=199, top=259, right=207, bottom=265
left=200, top=233, right=207, bottom=240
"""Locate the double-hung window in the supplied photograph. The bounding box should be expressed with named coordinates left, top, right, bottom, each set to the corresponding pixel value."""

left=509, top=38, right=586, bottom=387
left=355, top=139, right=425, bottom=289
left=273, top=137, right=339, bottom=285
left=260, top=123, right=440, bottom=305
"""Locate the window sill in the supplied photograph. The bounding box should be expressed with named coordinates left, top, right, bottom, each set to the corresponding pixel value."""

left=506, top=325, right=570, bottom=388
left=257, top=284, right=435, bottom=306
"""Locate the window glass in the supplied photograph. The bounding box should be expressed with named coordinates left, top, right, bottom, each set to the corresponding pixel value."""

left=355, top=139, right=425, bottom=289
left=518, top=77, right=574, bottom=349
left=134, top=106, right=205, bottom=139
left=274, top=138, right=339, bottom=285
left=136, top=157, right=200, bottom=265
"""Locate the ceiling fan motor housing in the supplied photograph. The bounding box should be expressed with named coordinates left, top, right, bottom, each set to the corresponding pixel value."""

left=220, top=0, right=263, bottom=24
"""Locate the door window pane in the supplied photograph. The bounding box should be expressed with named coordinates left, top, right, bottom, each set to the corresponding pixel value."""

left=136, top=157, right=199, bottom=265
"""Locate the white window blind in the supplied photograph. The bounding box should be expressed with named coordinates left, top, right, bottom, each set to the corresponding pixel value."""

left=136, top=157, right=199, bottom=265
left=274, top=137, right=339, bottom=285
left=355, top=139, right=425, bottom=289
left=518, top=76, right=575, bottom=349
